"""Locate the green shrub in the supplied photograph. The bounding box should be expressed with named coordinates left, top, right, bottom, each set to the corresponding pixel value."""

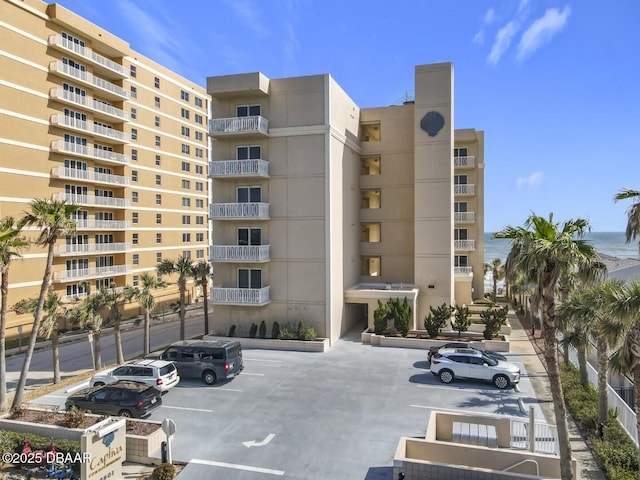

left=389, top=297, right=411, bottom=337
left=299, top=323, right=317, bottom=341
left=480, top=306, right=507, bottom=340
left=279, top=323, right=297, bottom=340
left=249, top=323, right=257, bottom=338
left=423, top=303, right=453, bottom=338
left=373, top=299, right=389, bottom=334
left=0, top=430, right=80, bottom=456
left=228, top=324, right=236, bottom=337
left=271, top=321, right=280, bottom=339
left=258, top=321, right=267, bottom=339
left=452, top=304, right=471, bottom=337
left=65, top=405, right=86, bottom=428
left=152, top=463, right=176, bottom=480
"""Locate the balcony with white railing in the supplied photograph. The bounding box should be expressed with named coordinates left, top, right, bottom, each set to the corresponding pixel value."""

left=454, top=211, right=475, bottom=223
left=454, top=184, right=475, bottom=196
left=53, top=193, right=130, bottom=208
left=454, top=156, right=476, bottom=168
left=48, top=35, right=128, bottom=79
left=49, top=61, right=128, bottom=100
left=209, top=160, right=269, bottom=178
left=210, top=203, right=270, bottom=220
left=60, top=285, right=126, bottom=303
left=209, top=116, right=269, bottom=137
left=51, top=114, right=129, bottom=144
left=211, top=286, right=270, bottom=306
left=53, top=264, right=131, bottom=282
left=454, top=266, right=473, bottom=275
left=210, top=245, right=270, bottom=263
left=49, top=88, right=129, bottom=123
left=51, top=166, right=130, bottom=187
left=454, top=240, right=476, bottom=251
left=54, top=242, right=131, bottom=256
left=74, top=219, right=131, bottom=230
left=51, top=141, right=130, bottom=165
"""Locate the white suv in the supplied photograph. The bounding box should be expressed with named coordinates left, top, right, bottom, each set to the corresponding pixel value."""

left=429, top=348, right=520, bottom=389
left=90, top=359, right=180, bottom=392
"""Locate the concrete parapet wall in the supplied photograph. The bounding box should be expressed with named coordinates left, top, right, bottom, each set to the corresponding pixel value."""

left=203, top=335, right=329, bottom=352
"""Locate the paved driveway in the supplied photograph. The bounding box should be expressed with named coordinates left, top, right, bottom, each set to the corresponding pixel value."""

left=31, top=333, right=545, bottom=480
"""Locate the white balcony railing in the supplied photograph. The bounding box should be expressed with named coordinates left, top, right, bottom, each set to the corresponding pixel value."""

left=454, top=156, right=476, bottom=168
left=53, top=193, right=130, bottom=208
left=211, top=286, right=270, bottom=305
left=61, top=286, right=125, bottom=303
left=53, top=264, right=131, bottom=282
left=454, top=211, right=475, bottom=223
left=454, top=239, right=476, bottom=251
left=51, top=114, right=129, bottom=143
left=210, top=245, right=270, bottom=262
left=48, top=35, right=128, bottom=79
left=454, top=266, right=473, bottom=275
left=51, top=167, right=130, bottom=187
left=51, top=140, right=130, bottom=165
left=74, top=220, right=131, bottom=230
left=54, top=242, right=131, bottom=256
left=49, top=88, right=129, bottom=122
left=49, top=61, right=128, bottom=100
left=209, top=160, right=269, bottom=178
left=454, top=184, right=475, bottom=196
left=210, top=203, right=270, bottom=220
left=209, top=116, right=269, bottom=136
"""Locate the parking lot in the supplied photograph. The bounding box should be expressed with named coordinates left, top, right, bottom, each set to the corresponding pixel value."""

left=30, top=331, right=546, bottom=480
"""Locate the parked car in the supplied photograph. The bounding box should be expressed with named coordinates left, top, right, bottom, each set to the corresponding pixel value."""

left=65, top=381, right=162, bottom=418
left=429, top=348, right=520, bottom=389
left=154, top=340, right=243, bottom=385
left=427, top=342, right=507, bottom=363
left=89, top=359, right=180, bottom=392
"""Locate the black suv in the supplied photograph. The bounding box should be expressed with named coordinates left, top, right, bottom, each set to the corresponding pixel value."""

left=65, top=380, right=162, bottom=418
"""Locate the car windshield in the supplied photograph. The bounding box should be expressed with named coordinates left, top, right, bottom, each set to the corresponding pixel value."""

left=482, top=353, right=498, bottom=366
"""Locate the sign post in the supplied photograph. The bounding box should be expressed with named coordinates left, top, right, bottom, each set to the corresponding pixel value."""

left=162, top=418, right=177, bottom=464
left=17, top=325, right=22, bottom=352
left=87, top=333, right=95, bottom=369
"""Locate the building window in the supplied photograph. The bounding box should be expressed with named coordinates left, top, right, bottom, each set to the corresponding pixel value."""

left=238, top=268, right=261, bottom=288
left=454, top=147, right=468, bottom=157
left=361, top=123, right=381, bottom=142
left=130, top=107, right=137, bottom=119
left=132, top=170, right=138, bottom=182
left=181, top=144, right=190, bottom=154
left=196, top=233, right=204, bottom=242
left=182, top=215, right=191, bottom=225
left=181, top=90, right=190, bottom=102
left=131, top=128, right=137, bottom=140
left=132, top=192, right=138, bottom=203
left=133, top=254, right=139, bottom=265
left=155, top=136, right=161, bottom=147
left=182, top=233, right=191, bottom=242
left=155, top=194, right=162, bottom=205
left=237, top=186, right=260, bottom=202
left=454, top=228, right=468, bottom=240
left=182, top=180, right=190, bottom=189
left=195, top=182, right=204, bottom=192
left=196, top=216, right=204, bottom=225
left=195, top=148, right=203, bottom=158
left=361, top=189, right=381, bottom=209
left=454, top=174, right=468, bottom=185
left=196, top=250, right=204, bottom=259
left=195, top=114, right=203, bottom=125
left=155, top=155, right=161, bottom=166
left=195, top=165, right=203, bottom=175
left=237, top=104, right=261, bottom=117
left=195, top=131, right=203, bottom=142
left=156, top=252, right=162, bottom=263
left=238, top=228, right=261, bottom=246
left=181, top=126, right=190, bottom=137
left=133, top=275, right=139, bottom=287
left=132, top=212, right=138, bottom=224
left=361, top=157, right=381, bottom=175
left=130, top=86, right=137, bottom=98
left=154, top=96, right=160, bottom=108
left=154, top=76, right=160, bottom=88
left=183, top=251, right=191, bottom=260
left=455, top=255, right=469, bottom=268
left=182, top=197, right=191, bottom=207
left=132, top=233, right=138, bottom=245
left=181, top=161, right=190, bottom=172
left=361, top=223, right=381, bottom=243
left=156, top=213, right=162, bottom=224
left=195, top=97, right=203, bottom=108
left=157, top=272, right=163, bottom=282
left=237, top=145, right=261, bottom=160
left=156, top=233, right=162, bottom=244
left=131, top=149, right=138, bottom=161
left=362, top=257, right=381, bottom=276
left=155, top=116, right=161, bottom=127
left=155, top=175, right=161, bottom=186
left=130, top=65, right=137, bottom=77
left=181, top=108, right=189, bottom=119
left=196, top=199, right=204, bottom=208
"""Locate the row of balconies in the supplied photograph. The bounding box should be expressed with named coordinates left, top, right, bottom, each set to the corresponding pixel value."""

left=53, top=264, right=131, bottom=282
left=52, top=192, right=130, bottom=208
left=51, top=140, right=130, bottom=166
left=51, top=166, right=129, bottom=187
left=54, top=242, right=131, bottom=256
left=49, top=61, right=128, bottom=101
left=50, top=88, right=129, bottom=122
left=50, top=114, right=130, bottom=144
left=48, top=34, right=128, bottom=80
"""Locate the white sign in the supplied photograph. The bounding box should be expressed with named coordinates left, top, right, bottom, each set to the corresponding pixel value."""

left=81, top=417, right=126, bottom=480
left=87, top=333, right=94, bottom=344
left=162, top=418, right=177, bottom=437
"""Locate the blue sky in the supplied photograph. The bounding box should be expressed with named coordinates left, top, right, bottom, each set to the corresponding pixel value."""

left=55, top=0, right=639, bottom=232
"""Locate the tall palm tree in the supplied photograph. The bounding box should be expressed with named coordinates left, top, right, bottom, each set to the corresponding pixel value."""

left=76, top=293, right=104, bottom=370
left=495, top=213, right=606, bottom=480
left=158, top=256, right=193, bottom=340
left=98, top=285, right=136, bottom=365
left=0, top=218, right=28, bottom=411
left=614, top=188, right=640, bottom=254
left=12, top=199, right=77, bottom=408
left=191, top=261, right=211, bottom=335
left=484, top=258, right=505, bottom=302
left=133, top=273, right=165, bottom=355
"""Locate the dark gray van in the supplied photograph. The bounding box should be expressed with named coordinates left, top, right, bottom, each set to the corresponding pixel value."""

left=159, top=340, right=243, bottom=385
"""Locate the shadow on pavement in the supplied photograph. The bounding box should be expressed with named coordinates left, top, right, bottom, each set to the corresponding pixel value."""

left=364, top=466, right=393, bottom=479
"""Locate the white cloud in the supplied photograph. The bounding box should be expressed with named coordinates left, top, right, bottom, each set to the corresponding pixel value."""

left=517, top=0, right=531, bottom=15
left=516, top=171, right=544, bottom=189
left=485, top=7, right=496, bottom=24
left=516, top=6, right=571, bottom=62
left=473, top=7, right=496, bottom=45
left=473, top=30, right=485, bottom=45
left=227, top=0, right=269, bottom=37
left=487, top=21, right=519, bottom=65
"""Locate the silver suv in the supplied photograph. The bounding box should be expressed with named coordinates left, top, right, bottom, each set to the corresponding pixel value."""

left=90, top=359, right=180, bottom=392
left=429, top=348, right=520, bottom=389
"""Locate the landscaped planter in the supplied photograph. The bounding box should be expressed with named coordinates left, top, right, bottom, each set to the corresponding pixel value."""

left=362, top=330, right=510, bottom=353
left=203, top=334, right=330, bottom=352
left=468, top=319, right=511, bottom=335
left=126, top=418, right=165, bottom=465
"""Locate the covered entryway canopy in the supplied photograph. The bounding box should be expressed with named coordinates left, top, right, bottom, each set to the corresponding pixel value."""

left=345, top=283, right=420, bottom=331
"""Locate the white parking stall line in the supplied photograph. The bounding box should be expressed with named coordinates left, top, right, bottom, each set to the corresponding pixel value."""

left=241, top=372, right=265, bottom=376
left=190, top=458, right=285, bottom=476
left=243, top=358, right=283, bottom=363
left=162, top=406, right=214, bottom=413
left=415, top=384, right=528, bottom=396
left=65, top=381, right=89, bottom=393
left=35, top=394, right=67, bottom=399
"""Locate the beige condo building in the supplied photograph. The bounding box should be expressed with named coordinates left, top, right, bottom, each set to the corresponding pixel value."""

left=207, top=63, right=485, bottom=345
left=0, top=0, right=210, bottom=336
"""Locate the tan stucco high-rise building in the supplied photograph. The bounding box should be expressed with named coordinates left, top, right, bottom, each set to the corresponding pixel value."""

left=1, top=0, right=209, bottom=335
left=207, top=63, right=485, bottom=345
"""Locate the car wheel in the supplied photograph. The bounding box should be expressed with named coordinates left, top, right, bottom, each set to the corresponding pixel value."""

left=439, top=369, right=454, bottom=384
left=493, top=374, right=510, bottom=389
left=93, top=382, right=105, bottom=386
left=118, top=409, right=133, bottom=418
left=202, top=370, right=217, bottom=385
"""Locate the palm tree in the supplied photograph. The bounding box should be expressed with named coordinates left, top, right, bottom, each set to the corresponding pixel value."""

left=158, top=256, right=193, bottom=340
left=0, top=218, right=28, bottom=411
left=75, top=293, right=104, bottom=370
left=484, top=258, right=505, bottom=302
left=98, top=285, right=136, bottom=365
left=12, top=199, right=77, bottom=408
left=132, top=273, right=165, bottom=355
left=495, top=213, right=606, bottom=480
left=614, top=188, right=640, bottom=254
left=191, top=261, right=211, bottom=335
